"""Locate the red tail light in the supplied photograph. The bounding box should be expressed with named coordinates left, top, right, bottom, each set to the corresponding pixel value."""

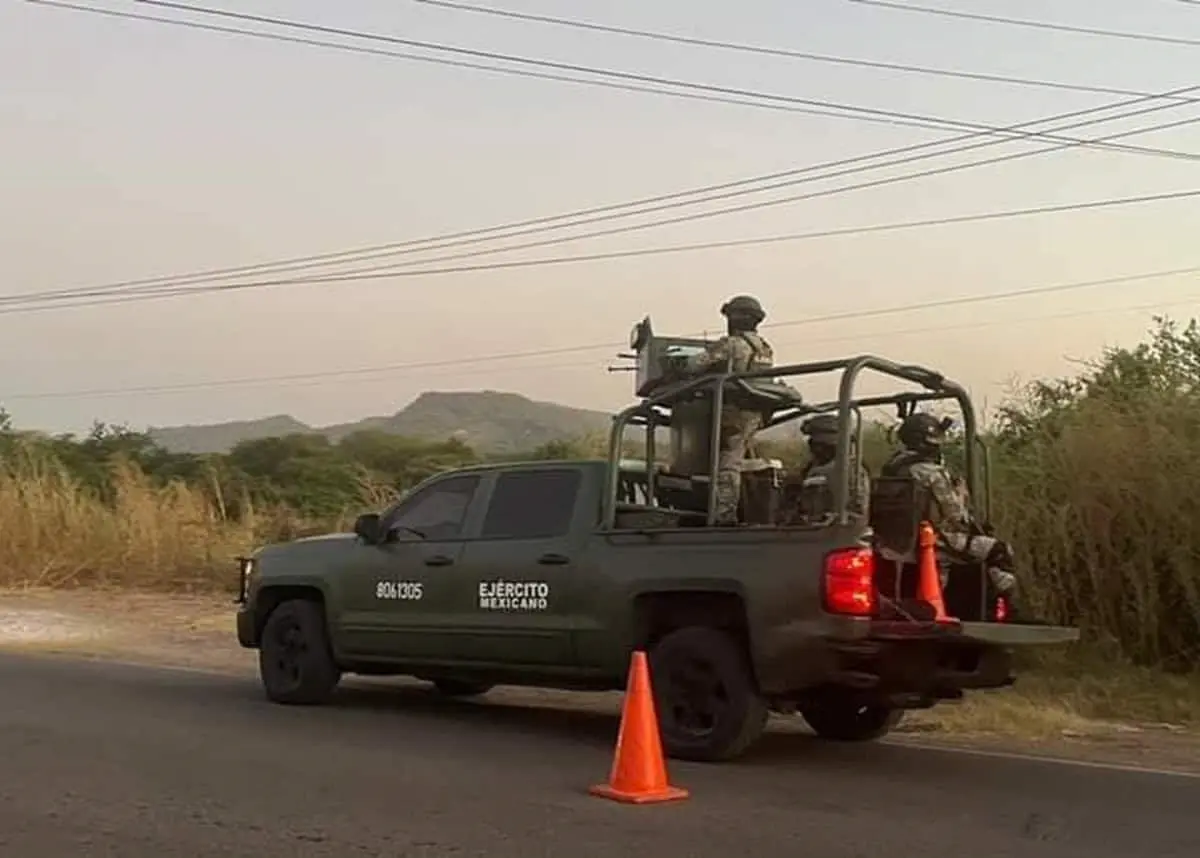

left=994, top=595, right=1009, bottom=623
left=822, top=547, right=877, bottom=616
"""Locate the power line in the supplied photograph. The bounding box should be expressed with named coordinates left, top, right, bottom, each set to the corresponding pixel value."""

left=120, top=0, right=1200, bottom=161
left=18, top=4, right=1200, bottom=305
left=6, top=264, right=1197, bottom=400
left=4, top=109, right=1196, bottom=314
left=414, top=0, right=1188, bottom=100
left=5, top=185, right=1197, bottom=312
left=152, top=293, right=1200, bottom=394
left=27, top=0, right=944, bottom=132
left=847, top=0, right=1200, bottom=48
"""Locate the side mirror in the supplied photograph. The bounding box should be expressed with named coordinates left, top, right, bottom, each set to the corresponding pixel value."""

left=353, top=513, right=383, bottom=544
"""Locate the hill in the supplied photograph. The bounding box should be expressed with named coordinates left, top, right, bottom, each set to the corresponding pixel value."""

left=146, top=414, right=313, bottom=455
left=147, top=391, right=613, bottom=455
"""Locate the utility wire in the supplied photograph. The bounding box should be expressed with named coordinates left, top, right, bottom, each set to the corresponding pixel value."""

left=28, top=0, right=943, bottom=132
left=846, top=0, right=1200, bottom=48
left=20, top=0, right=1200, bottom=302
left=414, top=0, right=1190, bottom=101
left=75, top=293, right=1199, bottom=398
left=5, top=186, right=1198, bottom=311
left=5, top=264, right=1197, bottom=399
left=119, top=0, right=1200, bottom=162
left=4, top=111, right=1196, bottom=314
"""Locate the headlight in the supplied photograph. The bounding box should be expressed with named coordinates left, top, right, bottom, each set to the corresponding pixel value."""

left=235, top=556, right=257, bottom=604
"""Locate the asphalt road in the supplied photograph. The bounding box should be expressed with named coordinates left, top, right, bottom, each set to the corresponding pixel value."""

left=0, top=653, right=1196, bottom=858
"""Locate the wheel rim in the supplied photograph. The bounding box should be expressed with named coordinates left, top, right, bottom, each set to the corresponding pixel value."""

left=269, top=617, right=308, bottom=689
left=660, top=654, right=731, bottom=739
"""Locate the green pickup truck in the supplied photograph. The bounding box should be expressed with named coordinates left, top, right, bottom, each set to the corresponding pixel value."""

left=234, top=319, right=1079, bottom=762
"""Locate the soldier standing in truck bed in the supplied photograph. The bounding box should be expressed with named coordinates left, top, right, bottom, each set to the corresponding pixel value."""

left=679, top=295, right=775, bottom=525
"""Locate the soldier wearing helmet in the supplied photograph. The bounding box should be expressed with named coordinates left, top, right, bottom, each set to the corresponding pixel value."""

left=795, top=413, right=871, bottom=522
left=679, top=295, right=775, bottom=525
left=882, top=412, right=1018, bottom=601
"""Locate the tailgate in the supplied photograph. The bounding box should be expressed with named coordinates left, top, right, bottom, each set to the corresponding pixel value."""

left=958, top=621, right=1080, bottom=647
left=836, top=618, right=1081, bottom=646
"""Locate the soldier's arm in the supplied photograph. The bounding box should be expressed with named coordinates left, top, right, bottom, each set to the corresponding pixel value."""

left=682, top=337, right=729, bottom=374
left=926, top=467, right=971, bottom=526
left=684, top=336, right=750, bottom=374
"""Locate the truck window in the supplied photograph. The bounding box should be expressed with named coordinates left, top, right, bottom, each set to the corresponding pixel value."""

left=480, top=469, right=582, bottom=539
left=388, top=474, right=480, bottom=540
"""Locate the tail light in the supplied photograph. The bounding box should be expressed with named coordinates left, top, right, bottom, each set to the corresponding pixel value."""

left=994, top=595, right=1009, bottom=623
left=822, top=547, right=877, bottom=616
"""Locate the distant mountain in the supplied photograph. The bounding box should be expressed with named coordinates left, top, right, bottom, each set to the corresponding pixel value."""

left=147, top=414, right=313, bottom=455
left=146, top=391, right=613, bottom=455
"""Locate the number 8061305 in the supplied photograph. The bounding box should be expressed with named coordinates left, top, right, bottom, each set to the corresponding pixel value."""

left=375, top=580, right=423, bottom=600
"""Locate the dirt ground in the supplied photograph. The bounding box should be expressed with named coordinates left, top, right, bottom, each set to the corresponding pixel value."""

left=1, top=586, right=1196, bottom=774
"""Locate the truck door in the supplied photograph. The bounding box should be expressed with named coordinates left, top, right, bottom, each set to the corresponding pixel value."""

left=340, top=472, right=484, bottom=660
left=453, top=467, right=587, bottom=666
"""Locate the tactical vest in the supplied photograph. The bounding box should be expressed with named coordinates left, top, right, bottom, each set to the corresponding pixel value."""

left=722, top=333, right=777, bottom=413
left=879, top=450, right=941, bottom=528
left=734, top=332, right=774, bottom=371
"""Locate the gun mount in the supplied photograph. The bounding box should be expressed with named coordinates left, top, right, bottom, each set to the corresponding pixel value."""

left=618, top=315, right=806, bottom=477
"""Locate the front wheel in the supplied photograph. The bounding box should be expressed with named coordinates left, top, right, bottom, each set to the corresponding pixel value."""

left=800, top=692, right=903, bottom=741
left=259, top=598, right=341, bottom=705
left=648, top=626, right=768, bottom=762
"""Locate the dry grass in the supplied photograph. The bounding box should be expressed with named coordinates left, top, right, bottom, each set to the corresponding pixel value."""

left=905, top=654, right=1199, bottom=740
left=0, top=453, right=260, bottom=591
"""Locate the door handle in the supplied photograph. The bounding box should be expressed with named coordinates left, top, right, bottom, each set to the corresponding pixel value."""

left=424, top=555, right=454, bottom=567
left=538, top=553, right=570, bottom=565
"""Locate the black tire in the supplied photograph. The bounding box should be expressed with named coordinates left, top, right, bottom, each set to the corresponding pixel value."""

left=259, top=598, right=341, bottom=705
left=648, top=626, right=768, bottom=762
left=431, top=679, right=494, bottom=698
left=800, top=692, right=903, bottom=741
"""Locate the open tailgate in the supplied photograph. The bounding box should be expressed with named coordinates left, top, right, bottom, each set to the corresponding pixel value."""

left=957, top=621, right=1080, bottom=646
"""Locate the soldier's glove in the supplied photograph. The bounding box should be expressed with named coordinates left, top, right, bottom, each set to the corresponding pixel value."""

left=985, top=540, right=1015, bottom=570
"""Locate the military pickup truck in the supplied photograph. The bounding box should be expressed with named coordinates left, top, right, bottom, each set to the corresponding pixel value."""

left=234, top=318, right=1079, bottom=762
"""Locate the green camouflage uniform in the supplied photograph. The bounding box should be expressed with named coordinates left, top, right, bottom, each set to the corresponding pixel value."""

left=683, top=331, right=774, bottom=524
left=881, top=450, right=1015, bottom=593
left=798, top=458, right=871, bottom=521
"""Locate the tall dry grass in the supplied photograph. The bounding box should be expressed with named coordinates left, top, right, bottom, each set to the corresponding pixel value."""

left=0, top=451, right=261, bottom=591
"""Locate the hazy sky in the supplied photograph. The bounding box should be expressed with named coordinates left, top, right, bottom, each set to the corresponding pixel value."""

left=2, top=0, right=1199, bottom=434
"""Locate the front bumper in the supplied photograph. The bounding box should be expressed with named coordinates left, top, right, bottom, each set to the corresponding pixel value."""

left=236, top=606, right=258, bottom=649
left=234, top=555, right=260, bottom=648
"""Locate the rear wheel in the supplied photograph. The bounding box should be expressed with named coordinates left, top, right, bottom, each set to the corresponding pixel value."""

left=259, top=598, right=341, bottom=705
left=800, top=691, right=902, bottom=741
left=431, top=679, right=494, bottom=698
left=648, top=626, right=768, bottom=762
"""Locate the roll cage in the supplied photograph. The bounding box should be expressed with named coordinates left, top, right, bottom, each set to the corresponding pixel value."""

left=602, top=351, right=990, bottom=531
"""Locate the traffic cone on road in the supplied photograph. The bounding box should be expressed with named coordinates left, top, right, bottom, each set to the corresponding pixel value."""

left=917, top=521, right=955, bottom=624
left=589, top=651, right=689, bottom=805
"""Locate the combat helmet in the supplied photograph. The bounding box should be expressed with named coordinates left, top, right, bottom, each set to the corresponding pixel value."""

left=896, top=412, right=952, bottom=451
left=720, top=294, right=766, bottom=327
left=800, top=413, right=840, bottom=444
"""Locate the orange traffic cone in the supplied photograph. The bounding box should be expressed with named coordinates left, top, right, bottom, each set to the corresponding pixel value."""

left=917, top=521, right=955, bottom=624
left=589, top=651, right=689, bottom=805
